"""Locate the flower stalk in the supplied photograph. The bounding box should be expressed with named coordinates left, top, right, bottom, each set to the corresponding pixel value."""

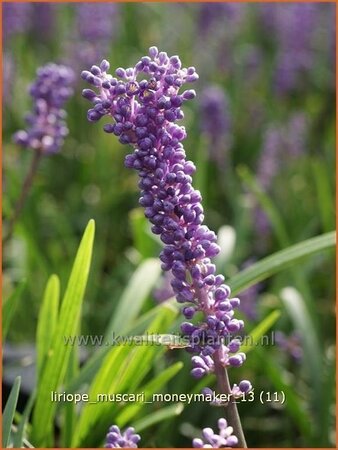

left=4, top=149, right=42, bottom=244
left=214, top=351, right=247, bottom=448
left=82, top=47, right=249, bottom=448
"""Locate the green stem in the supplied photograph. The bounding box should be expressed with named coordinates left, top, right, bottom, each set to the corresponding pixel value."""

left=4, top=149, right=42, bottom=244
left=213, top=350, right=247, bottom=448
left=193, top=282, right=247, bottom=447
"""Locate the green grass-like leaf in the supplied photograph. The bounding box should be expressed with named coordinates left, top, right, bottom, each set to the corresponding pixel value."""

left=133, top=403, right=184, bottom=433
left=312, top=159, right=335, bottom=233
left=228, top=231, right=335, bottom=295
left=65, top=260, right=165, bottom=395
left=12, top=390, right=36, bottom=448
left=237, top=164, right=324, bottom=318
left=117, top=362, right=184, bottom=427
left=36, top=274, right=60, bottom=379
left=105, top=257, right=162, bottom=337
left=129, top=208, right=160, bottom=259
left=280, top=287, right=323, bottom=443
left=3, top=280, right=26, bottom=341
left=61, top=345, right=80, bottom=447
left=257, top=349, right=312, bottom=440
left=3, top=376, right=21, bottom=448
left=72, top=304, right=177, bottom=447
left=31, top=220, right=95, bottom=446
left=237, top=165, right=289, bottom=246
left=240, top=310, right=281, bottom=354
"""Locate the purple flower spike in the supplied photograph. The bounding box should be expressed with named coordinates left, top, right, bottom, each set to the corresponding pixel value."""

left=105, top=425, right=140, bottom=448
left=3, top=54, right=14, bottom=107
left=31, top=3, right=57, bottom=39
left=77, top=3, right=118, bottom=42
left=74, top=3, right=119, bottom=67
left=259, top=3, right=318, bottom=94
left=198, top=3, right=245, bottom=37
left=82, top=47, right=247, bottom=383
left=193, top=418, right=238, bottom=448
left=254, top=114, right=308, bottom=247
left=3, top=2, right=32, bottom=40
left=200, top=85, right=232, bottom=165
left=13, top=63, right=74, bottom=154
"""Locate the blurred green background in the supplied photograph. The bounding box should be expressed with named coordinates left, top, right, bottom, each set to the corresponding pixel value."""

left=3, top=2, right=336, bottom=448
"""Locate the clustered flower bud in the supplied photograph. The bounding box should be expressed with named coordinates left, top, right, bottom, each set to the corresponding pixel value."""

left=105, top=425, right=140, bottom=448
left=14, top=63, right=74, bottom=153
left=82, top=47, right=246, bottom=379
left=231, top=379, right=253, bottom=398
left=193, top=418, right=239, bottom=448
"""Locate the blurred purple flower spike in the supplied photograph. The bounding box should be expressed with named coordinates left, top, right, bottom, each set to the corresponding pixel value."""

left=14, top=63, right=74, bottom=154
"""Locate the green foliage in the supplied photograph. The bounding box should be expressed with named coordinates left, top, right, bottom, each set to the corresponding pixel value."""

left=117, top=362, right=183, bottom=427
left=280, top=287, right=334, bottom=445
left=312, top=159, right=335, bottom=233
left=129, top=208, right=160, bottom=259
left=10, top=224, right=181, bottom=448
left=3, top=376, right=21, bottom=448
left=12, top=390, right=36, bottom=448
left=31, top=220, right=95, bottom=446
left=256, top=349, right=312, bottom=439
left=105, top=258, right=162, bottom=337
left=3, top=280, right=26, bottom=341
left=228, top=231, right=335, bottom=295
left=237, top=165, right=290, bottom=246
left=72, top=304, right=179, bottom=447
left=133, top=403, right=184, bottom=433
left=240, top=310, right=281, bottom=354
left=65, top=259, right=167, bottom=395
left=36, top=275, right=60, bottom=379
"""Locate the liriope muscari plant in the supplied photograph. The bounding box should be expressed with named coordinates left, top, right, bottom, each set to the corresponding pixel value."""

left=14, top=63, right=74, bottom=153
left=82, top=47, right=251, bottom=448
left=5, top=63, right=74, bottom=243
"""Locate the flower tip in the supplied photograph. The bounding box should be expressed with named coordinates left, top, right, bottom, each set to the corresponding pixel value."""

left=239, top=379, right=252, bottom=393
left=100, top=59, right=110, bottom=72
left=192, top=438, right=204, bottom=448
left=149, top=46, right=159, bottom=58
left=191, top=367, right=205, bottom=379
left=116, top=67, right=126, bottom=78
left=81, top=70, right=91, bottom=80
left=182, top=89, right=196, bottom=100
left=82, top=88, right=97, bottom=101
